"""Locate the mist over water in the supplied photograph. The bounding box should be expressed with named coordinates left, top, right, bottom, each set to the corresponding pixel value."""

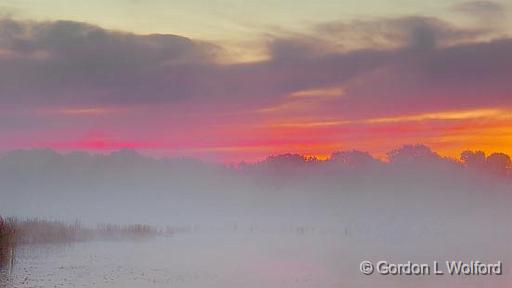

left=1, top=146, right=511, bottom=287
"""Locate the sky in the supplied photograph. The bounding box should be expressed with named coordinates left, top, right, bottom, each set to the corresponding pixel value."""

left=1, top=0, right=512, bottom=162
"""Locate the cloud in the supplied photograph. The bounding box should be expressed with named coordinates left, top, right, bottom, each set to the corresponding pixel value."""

left=0, top=18, right=219, bottom=106
left=350, top=38, right=512, bottom=115
left=1, top=16, right=512, bottom=142
left=314, top=16, right=487, bottom=51
left=453, top=1, right=506, bottom=22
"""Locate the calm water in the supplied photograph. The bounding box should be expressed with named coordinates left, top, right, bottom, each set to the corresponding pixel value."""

left=2, top=229, right=511, bottom=288
left=3, top=230, right=344, bottom=288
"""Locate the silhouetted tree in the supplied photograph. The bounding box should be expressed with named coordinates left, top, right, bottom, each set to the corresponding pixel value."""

left=330, top=150, right=379, bottom=167
left=387, top=144, right=440, bottom=164
left=461, top=150, right=486, bottom=169
left=486, top=152, right=511, bottom=176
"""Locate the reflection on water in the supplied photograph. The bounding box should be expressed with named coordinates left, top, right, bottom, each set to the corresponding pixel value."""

left=2, top=229, right=512, bottom=288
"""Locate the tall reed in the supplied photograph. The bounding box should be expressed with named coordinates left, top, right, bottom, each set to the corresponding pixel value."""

left=0, top=217, right=16, bottom=269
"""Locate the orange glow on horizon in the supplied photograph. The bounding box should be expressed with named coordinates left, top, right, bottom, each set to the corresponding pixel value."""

left=10, top=106, right=512, bottom=163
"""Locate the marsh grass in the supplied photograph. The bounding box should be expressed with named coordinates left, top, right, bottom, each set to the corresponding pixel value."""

left=13, top=219, right=92, bottom=245
left=2, top=217, right=159, bottom=246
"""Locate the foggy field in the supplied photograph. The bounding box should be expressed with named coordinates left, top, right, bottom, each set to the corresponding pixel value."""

left=1, top=145, right=511, bottom=287
left=2, top=226, right=511, bottom=288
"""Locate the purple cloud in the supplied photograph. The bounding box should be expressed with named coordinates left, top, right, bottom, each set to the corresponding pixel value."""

left=0, top=16, right=511, bottom=119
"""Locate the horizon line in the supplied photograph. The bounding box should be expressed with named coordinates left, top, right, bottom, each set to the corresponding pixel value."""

left=1, top=144, right=510, bottom=165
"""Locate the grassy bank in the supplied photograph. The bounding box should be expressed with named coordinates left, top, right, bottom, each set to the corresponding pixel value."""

left=1, top=216, right=160, bottom=273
